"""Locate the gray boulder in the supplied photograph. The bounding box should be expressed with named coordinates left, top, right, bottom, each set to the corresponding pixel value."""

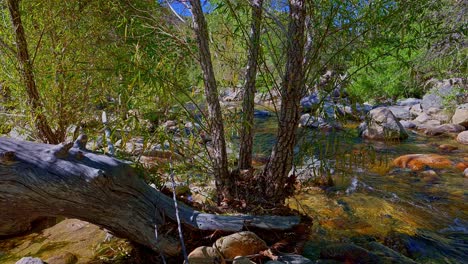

left=410, top=103, right=424, bottom=118
left=423, top=124, right=465, bottom=136
left=388, top=105, right=411, bottom=120
left=299, top=114, right=325, bottom=128
left=421, top=78, right=464, bottom=111
left=359, top=107, right=408, bottom=140
left=399, top=120, right=416, bottom=129
left=452, top=103, right=468, bottom=128
left=300, top=93, right=319, bottom=110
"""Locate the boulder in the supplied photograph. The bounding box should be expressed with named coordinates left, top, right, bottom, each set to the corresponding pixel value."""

left=399, top=120, right=416, bottom=129
left=393, top=154, right=452, bottom=171
left=425, top=107, right=451, bottom=123
left=423, top=124, right=465, bottom=136
left=299, top=114, right=325, bottom=128
left=187, top=246, right=220, bottom=264
left=214, top=231, right=267, bottom=259
left=456, top=131, right=468, bottom=144
left=300, top=93, right=319, bottom=110
left=421, top=79, right=460, bottom=111
left=359, top=107, right=408, bottom=140
left=397, top=98, right=421, bottom=107
left=410, top=103, right=424, bottom=118
left=413, top=113, right=432, bottom=124
left=15, top=257, right=45, bottom=264
left=451, top=103, right=468, bottom=128
left=388, top=106, right=411, bottom=120
left=464, top=168, right=468, bottom=178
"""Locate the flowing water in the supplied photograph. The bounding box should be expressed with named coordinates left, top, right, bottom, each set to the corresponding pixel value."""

left=248, top=115, right=468, bottom=263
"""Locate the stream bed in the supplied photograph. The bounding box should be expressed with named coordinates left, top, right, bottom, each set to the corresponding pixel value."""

left=248, top=115, right=467, bottom=263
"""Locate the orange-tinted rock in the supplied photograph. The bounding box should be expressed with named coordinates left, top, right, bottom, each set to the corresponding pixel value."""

left=438, top=144, right=458, bottom=152
left=393, top=154, right=452, bottom=171
left=455, top=162, right=468, bottom=171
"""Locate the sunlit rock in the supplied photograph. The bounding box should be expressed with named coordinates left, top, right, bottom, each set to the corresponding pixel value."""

left=214, top=231, right=267, bottom=259
left=452, top=103, right=468, bottom=128
left=15, top=257, right=45, bottom=264
left=359, top=107, right=408, bottom=140
left=456, top=131, right=468, bottom=144
left=187, top=246, right=220, bottom=264
left=393, top=154, right=452, bottom=171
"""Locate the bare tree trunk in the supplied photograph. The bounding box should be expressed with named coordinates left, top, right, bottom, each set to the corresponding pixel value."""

left=189, top=0, right=232, bottom=203
left=261, top=0, right=306, bottom=204
left=0, top=137, right=300, bottom=255
left=238, top=0, right=264, bottom=171
left=7, top=0, right=59, bottom=144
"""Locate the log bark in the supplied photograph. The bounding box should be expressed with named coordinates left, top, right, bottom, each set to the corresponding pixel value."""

left=0, top=137, right=300, bottom=255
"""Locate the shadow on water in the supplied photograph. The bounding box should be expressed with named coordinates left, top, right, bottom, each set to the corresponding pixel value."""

left=243, top=114, right=468, bottom=263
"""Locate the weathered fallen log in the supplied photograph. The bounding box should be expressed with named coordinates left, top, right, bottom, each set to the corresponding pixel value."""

left=0, top=136, right=300, bottom=255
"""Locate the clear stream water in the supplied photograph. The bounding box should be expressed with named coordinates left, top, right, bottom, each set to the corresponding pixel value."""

left=247, top=115, right=468, bottom=263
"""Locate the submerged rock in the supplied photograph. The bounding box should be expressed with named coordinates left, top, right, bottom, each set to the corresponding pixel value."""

left=393, top=154, right=452, bottom=171
left=438, top=144, right=458, bottom=152
left=319, top=243, right=381, bottom=264
left=359, top=107, right=408, bottom=140
left=45, top=252, right=78, bottom=264
left=214, top=231, right=267, bottom=259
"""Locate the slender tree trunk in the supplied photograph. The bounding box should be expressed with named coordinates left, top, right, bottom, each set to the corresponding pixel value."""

left=189, top=0, right=232, bottom=203
left=7, top=0, right=59, bottom=144
left=261, top=0, right=306, bottom=204
left=238, top=0, right=264, bottom=171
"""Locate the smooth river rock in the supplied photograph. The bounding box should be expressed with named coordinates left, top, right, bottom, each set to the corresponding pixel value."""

left=213, top=231, right=267, bottom=259
left=457, top=131, right=468, bottom=144
left=187, top=246, right=220, bottom=264
left=393, top=154, right=452, bottom=171
left=452, top=103, right=468, bottom=128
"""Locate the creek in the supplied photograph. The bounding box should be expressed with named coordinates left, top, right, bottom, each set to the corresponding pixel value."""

left=248, top=115, right=467, bottom=263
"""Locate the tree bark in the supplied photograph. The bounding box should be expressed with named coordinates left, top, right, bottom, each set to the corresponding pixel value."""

left=238, top=0, right=264, bottom=171
left=0, top=137, right=300, bottom=255
left=7, top=0, right=59, bottom=144
left=189, top=0, right=232, bottom=203
left=261, top=0, right=306, bottom=204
